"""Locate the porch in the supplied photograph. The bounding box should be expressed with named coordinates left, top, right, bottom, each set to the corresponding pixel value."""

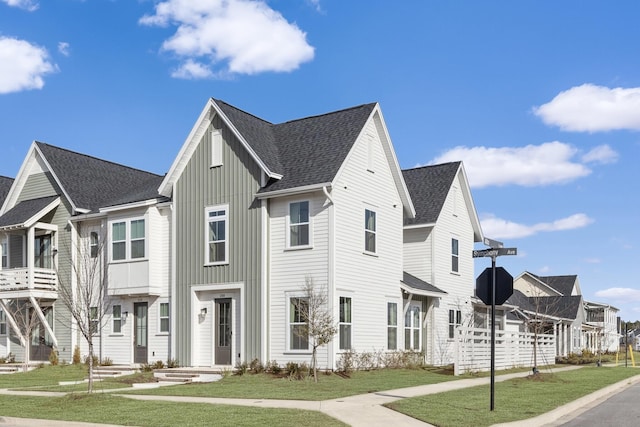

left=0, top=267, right=58, bottom=297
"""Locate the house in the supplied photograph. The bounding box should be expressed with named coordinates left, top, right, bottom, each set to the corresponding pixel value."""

left=159, top=99, right=415, bottom=369
left=0, top=142, right=170, bottom=365
left=401, top=162, right=483, bottom=365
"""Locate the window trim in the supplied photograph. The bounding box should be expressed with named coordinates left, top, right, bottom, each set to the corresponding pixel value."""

left=387, top=302, right=398, bottom=350
left=109, top=217, right=147, bottom=263
left=339, top=296, right=352, bottom=350
left=286, top=295, right=310, bottom=353
left=448, top=309, right=462, bottom=339
left=364, top=208, right=377, bottom=254
left=451, top=237, right=459, bottom=273
left=286, top=200, right=312, bottom=249
left=205, top=204, right=229, bottom=266
left=159, top=302, right=170, bottom=334
left=112, top=304, right=122, bottom=334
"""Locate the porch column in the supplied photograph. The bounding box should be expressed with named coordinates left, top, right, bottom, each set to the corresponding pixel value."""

left=27, top=227, right=35, bottom=289
left=554, top=323, right=559, bottom=355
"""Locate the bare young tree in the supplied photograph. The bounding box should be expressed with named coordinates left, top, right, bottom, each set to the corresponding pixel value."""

left=0, top=298, right=45, bottom=372
left=293, top=277, right=337, bottom=382
left=57, top=223, right=109, bottom=392
left=521, top=286, right=563, bottom=373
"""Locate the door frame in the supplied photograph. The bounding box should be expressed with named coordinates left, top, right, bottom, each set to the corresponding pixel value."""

left=214, top=298, right=232, bottom=366
left=133, top=302, right=148, bottom=364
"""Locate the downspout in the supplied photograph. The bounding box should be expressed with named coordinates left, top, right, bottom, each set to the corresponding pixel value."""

left=260, top=196, right=268, bottom=363
left=170, top=185, right=177, bottom=363
left=322, top=186, right=335, bottom=370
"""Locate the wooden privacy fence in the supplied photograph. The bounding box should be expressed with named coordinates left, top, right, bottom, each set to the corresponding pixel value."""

left=454, top=327, right=556, bottom=375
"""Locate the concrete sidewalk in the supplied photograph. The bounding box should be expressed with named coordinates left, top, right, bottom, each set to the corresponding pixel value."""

left=1, top=366, right=639, bottom=427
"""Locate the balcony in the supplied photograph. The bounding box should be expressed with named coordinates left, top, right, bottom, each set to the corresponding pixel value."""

left=0, top=267, right=58, bottom=299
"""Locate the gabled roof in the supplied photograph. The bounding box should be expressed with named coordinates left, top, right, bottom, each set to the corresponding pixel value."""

left=0, top=176, right=13, bottom=207
left=534, top=274, right=578, bottom=296
left=401, top=271, right=447, bottom=297
left=160, top=98, right=414, bottom=215
left=0, top=196, right=59, bottom=229
left=402, top=162, right=483, bottom=241
left=506, top=289, right=583, bottom=321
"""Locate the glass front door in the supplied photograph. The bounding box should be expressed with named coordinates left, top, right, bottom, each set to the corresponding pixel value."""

left=134, top=302, right=148, bottom=364
left=214, top=299, right=232, bottom=365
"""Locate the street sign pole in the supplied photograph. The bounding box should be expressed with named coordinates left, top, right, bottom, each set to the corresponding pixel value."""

left=490, top=254, right=496, bottom=411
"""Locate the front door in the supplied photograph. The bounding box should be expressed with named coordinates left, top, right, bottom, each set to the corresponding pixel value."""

left=134, top=302, right=148, bottom=364
left=30, top=306, right=54, bottom=361
left=34, top=235, right=52, bottom=269
left=214, top=298, right=232, bottom=365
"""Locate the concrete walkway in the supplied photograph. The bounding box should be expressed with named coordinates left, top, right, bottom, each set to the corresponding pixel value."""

left=1, top=366, right=639, bottom=427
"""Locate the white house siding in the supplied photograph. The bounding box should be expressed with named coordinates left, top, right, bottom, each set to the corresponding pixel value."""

left=268, top=192, right=330, bottom=368
left=331, top=115, right=405, bottom=362
left=403, top=227, right=433, bottom=282
left=430, top=177, right=476, bottom=366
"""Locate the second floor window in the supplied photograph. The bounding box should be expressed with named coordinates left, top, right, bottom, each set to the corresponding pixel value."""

left=1, top=239, right=7, bottom=268
left=289, top=201, right=309, bottom=247
left=451, top=238, right=459, bottom=272
left=111, top=218, right=145, bottom=261
left=206, top=205, right=228, bottom=265
left=90, top=232, right=99, bottom=258
left=365, top=209, right=376, bottom=253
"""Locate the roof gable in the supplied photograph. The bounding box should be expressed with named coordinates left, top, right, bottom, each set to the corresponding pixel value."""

left=0, top=176, right=13, bottom=208
left=0, top=196, right=60, bottom=229
left=536, top=274, right=579, bottom=296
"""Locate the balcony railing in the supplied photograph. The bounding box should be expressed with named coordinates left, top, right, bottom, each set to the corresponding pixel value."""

left=0, top=268, right=58, bottom=292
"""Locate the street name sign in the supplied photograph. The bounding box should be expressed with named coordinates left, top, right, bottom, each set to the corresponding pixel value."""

left=472, top=247, right=517, bottom=258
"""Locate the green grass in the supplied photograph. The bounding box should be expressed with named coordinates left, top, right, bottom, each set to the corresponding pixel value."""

left=0, top=394, right=345, bottom=427
left=123, top=367, right=460, bottom=400
left=387, top=367, right=640, bottom=427
left=0, top=364, right=87, bottom=388
left=20, top=371, right=158, bottom=393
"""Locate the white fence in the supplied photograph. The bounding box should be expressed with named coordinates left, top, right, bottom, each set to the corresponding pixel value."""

left=454, top=327, right=556, bottom=375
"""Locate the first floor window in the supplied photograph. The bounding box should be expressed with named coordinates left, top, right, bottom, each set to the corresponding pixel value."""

left=89, top=307, right=98, bottom=335
left=112, top=305, right=122, bottom=333
left=206, top=206, right=228, bottom=264
left=339, top=297, right=352, bottom=350
left=387, top=302, right=397, bottom=350
left=0, top=310, right=6, bottom=335
left=404, top=304, right=421, bottom=350
left=451, top=238, right=459, bottom=272
left=448, top=309, right=462, bottom=339
left=289, top=297, right=309, bottom=350
left=289, top=201, right=310, bottom=247
left=365, top=209, right=376, bottom=253
left=159, top=302, right=169, bottom=333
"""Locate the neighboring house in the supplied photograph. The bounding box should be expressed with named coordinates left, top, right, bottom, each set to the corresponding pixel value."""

left=159, top=98, right=415, bottom=369
left=0, top=176, right=15, bottom=357
left=585, top=301, right=620, bottom=353
left=402, top=162, right=483, bottom=365
left=0, top=142, right=169, bottom=365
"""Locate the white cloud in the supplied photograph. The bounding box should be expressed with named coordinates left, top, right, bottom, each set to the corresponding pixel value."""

left=1, top=0, right=38, bottom=11
left=431, top=141, right=595, bottom=188
left=171, top=59, right=214, bottom=79
left=58, top=42, right=70, bottom=57
left=595, top=287, right=640, bottom=302
left=480, top=212, right=594, bottom=239
left=0, top=36, right=56, bottom=94
left=581, top=144, right=618, bottom=164
left=534, top=84, right=640, bottom=132
left=140, top=0, right=315, bottom=78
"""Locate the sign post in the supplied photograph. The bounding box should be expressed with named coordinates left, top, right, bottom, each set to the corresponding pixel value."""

left=473, top=240, right=516, bottom=411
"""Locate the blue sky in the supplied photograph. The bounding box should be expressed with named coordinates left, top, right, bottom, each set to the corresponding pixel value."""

left=1, top=0, right=639, bottom=321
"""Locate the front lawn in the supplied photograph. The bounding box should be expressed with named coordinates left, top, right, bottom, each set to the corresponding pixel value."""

left=387, top=366, right=640, bottom=427
left=0, top=364, right=87, bottom=388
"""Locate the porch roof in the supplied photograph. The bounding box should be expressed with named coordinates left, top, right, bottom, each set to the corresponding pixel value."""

left=401, top=271, right=447, bottom=297
left=0, top=196, right=60, bottom=230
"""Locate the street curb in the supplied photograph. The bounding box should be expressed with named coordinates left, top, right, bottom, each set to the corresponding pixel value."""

left=491, top=373, right=640, bottom=427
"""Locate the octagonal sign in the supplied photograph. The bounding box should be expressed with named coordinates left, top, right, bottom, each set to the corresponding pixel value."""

left=475, top=267, right=513, bottom=306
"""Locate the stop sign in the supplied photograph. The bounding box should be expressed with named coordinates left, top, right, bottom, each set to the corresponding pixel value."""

left=476, top=267, right=513, bottom=305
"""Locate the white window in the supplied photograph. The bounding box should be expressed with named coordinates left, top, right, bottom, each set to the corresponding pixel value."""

left=211, top=129, right=223, bottom=167
left=89, top=306, right=98, bottom=336
left=1, top=238, right=7, bottom=268
left=288, top=201, right=310, bottom=247
left=205, top=205, right=228, bottom=265
left=451, top=238, right=459, bottom=273
left=159, top=302, right=169, bottom=333
left=90, top=232, right=99, bottom=258
left=404, top=304, right=421, bottom=350
left=111, top=218, right=145, bottom=262
left=288, top=297, right=309, bottom=351
left=339, top=297, right=352, bottom=350
left=387, top=302, right=397, bottom=350
left=112, top=305, right=122, bottom=334
left=449, top=309, right=462, bottom=339
left=365, top=209, right=376, bottom=253
left=0, top=310, right=6, bottom=335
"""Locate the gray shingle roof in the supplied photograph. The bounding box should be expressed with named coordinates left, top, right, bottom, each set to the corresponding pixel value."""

left=402, top=162, right=461, bottom=226
left=213, top=99, right=377, bottom=193
left=506, top=290, right=583, bottom=320
left=402, top=271, right=447, bottom=295
left=536, top=274, right=577, bottom=296
left=36, top=142, right=166, bottom=212
left=0, top=195, right=59, bottom=228
left=0, top=176, right=13, bottom=208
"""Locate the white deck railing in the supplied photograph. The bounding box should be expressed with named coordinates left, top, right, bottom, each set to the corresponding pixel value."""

left=454, top=327, right=556, bottom=375
left=0, top=268, right=58, bottom=292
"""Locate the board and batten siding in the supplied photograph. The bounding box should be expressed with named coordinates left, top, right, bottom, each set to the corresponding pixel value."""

left=331, top=113, right=405, bottom=357
left=268, top=192, right=330, bottom=367
left=174, top=116, right=263, bottom=366
left=430, top=176, right=477, bottom=365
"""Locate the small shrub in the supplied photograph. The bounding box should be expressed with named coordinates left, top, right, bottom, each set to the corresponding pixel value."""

left=152, top=360, right=165, bottom=369
left=0, top=352, right=15, bottom=364
left=140, top=363, right=154, bottom=372
left=101, top=357, right=113, bottom=366
left=285, top=362, right=309, bottom=380
left=166, top=358, right=180, bottom=368
left=235, top=361, right=248, bottom=376
left=265, top=360, right=282, bottom=375
left=72, top=346, right=81, bottom=365
left=48, top=349, right=59, bottom=366
left=337, top=350, right=356, bottom=374
left=249, top=358, right=264, bottom=374
left=83, top=354, right=99, bottom=367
